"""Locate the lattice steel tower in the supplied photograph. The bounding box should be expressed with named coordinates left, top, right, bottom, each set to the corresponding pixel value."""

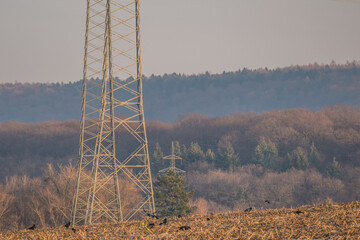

left=159, top=141, right=185, bottom=174
left=71, top=0, right=155, bottom=226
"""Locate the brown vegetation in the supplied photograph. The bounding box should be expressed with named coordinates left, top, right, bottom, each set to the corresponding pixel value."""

left=1, top=106, right=360, bottom=178
left=0, top=163, right=357, bottom=231
left=0, top=164, right=140, bottom=231
left=1, top=202, right=360, bottom=239
left=0, top=106, right=360, bottom=230
left=188, top=166, right=346, bottom=213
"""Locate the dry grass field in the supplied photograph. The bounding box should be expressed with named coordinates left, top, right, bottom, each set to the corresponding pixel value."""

left=1, top=202, right=360, bottom=239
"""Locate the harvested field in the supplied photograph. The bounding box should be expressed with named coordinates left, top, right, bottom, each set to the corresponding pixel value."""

left=1, top=202, right=360, bottom=239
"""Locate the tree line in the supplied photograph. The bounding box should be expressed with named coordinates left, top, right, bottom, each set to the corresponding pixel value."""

left=152, top=136, right=342, bottom=177
left=1, top=62, right=360, bottom=122
left=0, top=106, right=359, bottom=179
left=0, top=106, right=360, bottom=230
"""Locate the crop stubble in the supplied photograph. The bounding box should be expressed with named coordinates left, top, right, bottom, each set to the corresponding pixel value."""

left=1, top=202, right=359, bottom=239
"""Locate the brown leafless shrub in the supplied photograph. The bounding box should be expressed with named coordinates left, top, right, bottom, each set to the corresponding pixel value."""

left=190, top=198, right=209, bottom=215
left=0, top=185, right=13, bottom=230
left=0, top=163, right=143, bottom=231
left=188, top=166, right=345, bottom=212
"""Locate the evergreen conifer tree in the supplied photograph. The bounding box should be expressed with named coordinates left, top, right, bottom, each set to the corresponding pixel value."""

left=152, top=142, right=164, bottom=173
left=153, top=142, right=164, bottom=162
left=181, top=144, right=187, bottom=160
left=217, top=141, right=240, bottom=171
left=326, top=157, right=343, bottom=179
left=291, top=147, right=310, bottom=170
left=173, top=141, right=181, bottom=156
left=154, top=170, right=196, bottom=217
left=253, top=137, right=278, bottom=169
left=282, top=152, right=293, bottom=171
left=205, top=148, right=215, bottom=163
left=309, top=142, right=320, bottom=167
left=186, top=142, right=205, bottom=163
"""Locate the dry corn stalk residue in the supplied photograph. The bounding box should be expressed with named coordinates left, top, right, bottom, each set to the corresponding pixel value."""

left=1, top=202, right=360, bottom=239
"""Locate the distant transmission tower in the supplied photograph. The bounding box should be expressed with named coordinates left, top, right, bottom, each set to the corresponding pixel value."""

left=71, top=0, right=155, bottom=226
left=159, top=141, right=185, bottom=174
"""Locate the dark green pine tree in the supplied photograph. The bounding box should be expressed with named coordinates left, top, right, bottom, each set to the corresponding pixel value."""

left=216, top=141, right=240, bottom=171
left=205, top=148, right=215, bottom=163
left=326, top=157, right=343, bottom=179
left=154, top=170, right=196, bottom=217
left=253, top=137, right=278, bottom=169
left=291, top=147, right=310, bottom=170
left=152, top=142, right=164, bottom=173
left=308, top=142, right=320, bottom=168
left=153, top=142, right=164, bottom=163
left=186, top=142, right=205, bottom=163
left=173, top=141, right=182, bottom=156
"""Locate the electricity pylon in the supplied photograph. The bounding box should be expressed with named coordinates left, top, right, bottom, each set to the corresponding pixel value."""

left=159, top=141, right=185, bottom=174
left=71, top=0, right=155, bottom=226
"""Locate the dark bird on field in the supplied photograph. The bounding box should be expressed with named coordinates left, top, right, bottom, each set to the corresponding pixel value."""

left=244, top=207, right=253, bottom=212
left=179, top=225, right=191, bottom=231
left=295, top=210, right=303, bottom=214
left=265, top=200, right=270, bottom=204
left=147, top=213, right=159, bottom=219
left=72, top=228, right=77, bottom=233
left=207, top=217, right=211, bottom=221
left=28, top=224, right=36, bottom=230
left=178, top=214, right=182, bottom=218
left=64, top=221, right=71, bottom=228
left=159, top=218, right=167, bottom=225
left=148, top=223, right=155, bottom=229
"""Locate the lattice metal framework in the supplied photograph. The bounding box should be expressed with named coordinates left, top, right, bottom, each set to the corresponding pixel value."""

left=71, top=0, right=155, bottom=226
left=159, top=141, right=185, bottom=174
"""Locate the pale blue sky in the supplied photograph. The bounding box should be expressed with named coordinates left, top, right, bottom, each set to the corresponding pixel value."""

left=0, top=0, right=359, bottom=83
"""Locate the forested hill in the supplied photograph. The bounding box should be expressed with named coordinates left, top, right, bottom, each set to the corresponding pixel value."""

left=1, top=62, right=360, bottom=123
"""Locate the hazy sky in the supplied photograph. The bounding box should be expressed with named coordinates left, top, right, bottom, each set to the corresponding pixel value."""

left=0, top=0, right=359, bottom=83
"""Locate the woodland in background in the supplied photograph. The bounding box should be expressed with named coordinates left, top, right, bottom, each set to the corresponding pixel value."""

left=1, top=62, right=360, bottom=122
left=1, top=105, right=359, bottom=178
left=0, top=106, right=360, bottom=230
